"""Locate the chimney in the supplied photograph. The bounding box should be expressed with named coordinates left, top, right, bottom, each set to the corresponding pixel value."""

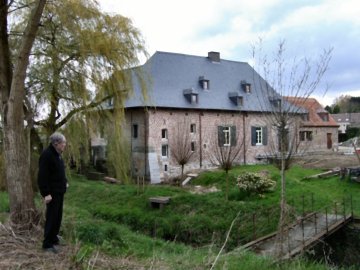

left=208, top=51, right=220, bottom=62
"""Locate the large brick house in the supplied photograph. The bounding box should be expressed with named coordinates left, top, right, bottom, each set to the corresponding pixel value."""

left=92, top=51, right=329, bottom=183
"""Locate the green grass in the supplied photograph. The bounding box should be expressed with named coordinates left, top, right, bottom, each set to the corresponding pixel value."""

left=1, top=164, right=359, bottom=269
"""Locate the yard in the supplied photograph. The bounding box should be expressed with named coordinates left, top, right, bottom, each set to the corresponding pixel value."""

left=0, top=160, right=359, bottom=269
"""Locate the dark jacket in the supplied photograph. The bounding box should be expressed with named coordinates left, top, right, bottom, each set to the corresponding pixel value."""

left=37, top=144, right=67, bottom=197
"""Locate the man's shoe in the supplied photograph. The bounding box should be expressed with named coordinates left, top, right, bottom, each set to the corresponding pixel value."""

left=43, top=246, right=58, bottom=254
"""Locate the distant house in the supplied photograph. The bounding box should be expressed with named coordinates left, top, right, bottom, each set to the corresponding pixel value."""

left=285, top=97, right=339, bottom=150
left=330, top=112, right=360, bottom=134
left=92, top=51, right=322, bottom=183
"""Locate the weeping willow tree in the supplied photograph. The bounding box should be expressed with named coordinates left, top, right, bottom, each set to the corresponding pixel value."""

left=0, top=0, right=146, bottom=225
left=251, top=39, right=332, bottom=257
left=16, top=0, right=148, bottom=180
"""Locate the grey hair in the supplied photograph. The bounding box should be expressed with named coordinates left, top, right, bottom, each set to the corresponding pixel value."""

left=49, top=132, right=66, bottom=145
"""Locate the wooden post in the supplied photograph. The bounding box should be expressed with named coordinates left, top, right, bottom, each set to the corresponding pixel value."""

left=325, top=208, right=328, bottom=233
left=252, top=213, right=256, bottom=240
left=137, top=176, right=139, bottom=195
left=311, top=193, right=314, bottom=213
left=334, top=202, right=337, bottom=221
left=314, top=212, right=317, bottom=234
left=287, top=226, right=291, bottom=255
left=301, top=218, right=305, bottom=248
left=142, top=176, right=145, bottom=193
left=343, top=198, right=346, bottom=222
left=302, top=195, right=305, bottom=217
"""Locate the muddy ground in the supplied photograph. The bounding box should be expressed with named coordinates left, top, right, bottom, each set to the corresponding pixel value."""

left=294, top=152, right=360, bottom=170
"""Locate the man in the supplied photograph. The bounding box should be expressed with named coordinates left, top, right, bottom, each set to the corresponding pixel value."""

left=38, top=132, right=67, bottom=253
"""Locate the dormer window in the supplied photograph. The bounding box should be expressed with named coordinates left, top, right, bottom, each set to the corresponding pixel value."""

left=183, top=89, right=199, bottom=105
left=318, top=112, right=329, bottom=122
left=228, top=92, right=243, bottom=107
left=191, top=94, right=198, bottom=104
left=199, top=76, right=210, bottom=90
left=301, top=113, right=309, bottom=121
left=270, top=97, right=282, bottom=108
left=241, top=81, right=251, bottom=93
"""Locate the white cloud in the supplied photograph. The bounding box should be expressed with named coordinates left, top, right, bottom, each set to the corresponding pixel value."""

left=98, top=0, right=360, bottom=101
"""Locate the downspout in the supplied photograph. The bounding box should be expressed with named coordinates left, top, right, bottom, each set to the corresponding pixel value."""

left=243, top=113, right=247, bottom=165
left=130, top=110, right=133, bottom=178
left=144, top=109, right=149, bottom=180
left=199, top=112, right=202, bottom=168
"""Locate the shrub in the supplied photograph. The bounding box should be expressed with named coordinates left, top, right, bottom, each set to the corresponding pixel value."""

left=236, top=172, right=276, bottom=195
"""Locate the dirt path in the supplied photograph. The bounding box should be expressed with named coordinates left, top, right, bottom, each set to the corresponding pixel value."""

left=294, top=152, right=360, bottom=170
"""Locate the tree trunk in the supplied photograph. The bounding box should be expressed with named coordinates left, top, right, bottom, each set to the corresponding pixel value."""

left=4, top=112, right=36, bottom=225
left=276, top=131, right=287, bottom=258
left=0, top=0, right=47, bottom=226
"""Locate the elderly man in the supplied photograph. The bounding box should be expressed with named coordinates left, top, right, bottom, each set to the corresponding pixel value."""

left=38, top=132, right=67, bottom=253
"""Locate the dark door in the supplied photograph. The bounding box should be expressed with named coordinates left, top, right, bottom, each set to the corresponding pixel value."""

left=327, top=133, right=332, bottom=149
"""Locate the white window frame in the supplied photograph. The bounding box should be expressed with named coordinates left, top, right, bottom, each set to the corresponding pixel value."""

left=223, top=126, right=231, bottom=146
left=255, top=127, right=263, bottom=145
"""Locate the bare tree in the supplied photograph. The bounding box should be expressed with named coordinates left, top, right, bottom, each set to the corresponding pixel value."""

left=0, top=0, right=47, bottom=225
left=251, top=39, right=332, bottom=257
left=170, top=118, right=195, bottom=183
left=209, top=124, right=243, bottom=200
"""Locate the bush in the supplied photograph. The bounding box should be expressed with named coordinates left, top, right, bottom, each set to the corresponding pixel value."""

left=236, top=172, right=276, bottom=195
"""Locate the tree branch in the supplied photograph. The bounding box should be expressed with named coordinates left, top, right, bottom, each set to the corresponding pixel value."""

left=53, top=95, right=113, bottom=130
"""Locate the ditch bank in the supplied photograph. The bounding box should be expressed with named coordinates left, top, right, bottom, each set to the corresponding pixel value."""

left=305, top=219, right=360, bottom=268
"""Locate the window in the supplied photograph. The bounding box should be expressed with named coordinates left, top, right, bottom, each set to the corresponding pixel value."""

left=161, top=145, right=168, bottom=157
left=318, top=112, right=329, bottom=122
left=300, top=131, right=313, bottom=141
left=199, top=76, right=210, bottom=90
left=255, top=127, right=262, bottom=145
left=241, top=81, right=251, bottom=93
left=228, top=92, right=243, bottom=107
left=251, top=126, right=268, bottom=146
left=190, top=124, right=196, bottom=133
left=191, top=94, right=198, bottom=104
left=191, top=141, right=195, bottom=152
left=164, top=164, right=168, bottom=171
left=203, top=80, right=209, bottom=89
left=161, top=129, right=168, bottom=139
left=183, top=89, right=199, bottom=104
left=133, top=124, right=138, bottom=139
left=301, top=113, right=309, bottom=121
left=223, top=127, right=231, bottom=146
left=218, top=126, right=236, bottom=146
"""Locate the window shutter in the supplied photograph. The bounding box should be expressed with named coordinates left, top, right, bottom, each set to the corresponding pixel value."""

left=218, top=126, right=225, bottom=146
left=263, top=126, right=268, bottom=145
left=231, top=126, right=237, bottom=146
left=251, top=126, right=256, bottom=146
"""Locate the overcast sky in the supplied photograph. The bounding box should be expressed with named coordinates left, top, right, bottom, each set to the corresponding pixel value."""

left=98, top=0, right=359, bottom=106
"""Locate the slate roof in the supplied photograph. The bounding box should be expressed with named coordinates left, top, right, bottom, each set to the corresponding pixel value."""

left=285, top=97, right=339, bottom=127
left=331, top=113, right=360, bottom=124
left=124, top=51, right=288, bottom=112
